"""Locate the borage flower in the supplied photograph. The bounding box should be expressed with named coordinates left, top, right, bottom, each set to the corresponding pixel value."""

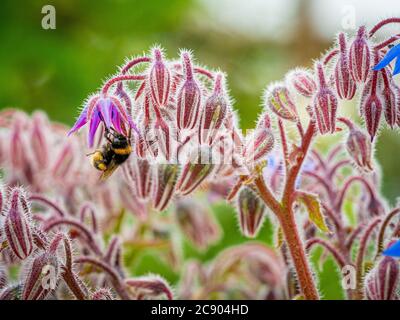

left=68, top=94, right=137, bottom=147
left=374, top=43, right=400, bottom=76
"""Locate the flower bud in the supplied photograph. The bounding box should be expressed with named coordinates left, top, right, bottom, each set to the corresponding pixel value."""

left=199, top=73, right=228, bottom=145
left=237, top=187, right=266, bottom=238
left=175, top=199, right=220, bottom=250
left=334, top=33, right=356, bottom=100
left=0, top=283, right=22, bottom=300
left=286, top=68, right=317, bottom=97
left=125, top=275, right=173, bottom=300
left=30, top=112, right=49, bottom=170
left=349, top=26, right=371, bottom=83
left=149, top=48, right=171, bottom=108
left=176, top=52, right=201, bottom=130
left=313, top=62, right=338, bottom=134
left=153, top=164, right=180, bottom=211
left=52, top=142, right=75, bottom=180
left=243, top=113, right=274, bottom=165
left=264, top=83, right=298, bottom=121
left=380, top=69, right=398, bottom=128
left=176, top=145, right=215, bottom=195
left=361, top=89, right=383, bottom=142
left=4, top=187, right=34, bottom=260
left=91, top=288, right=114, bottom=300
left=124, top=157, right=153, bottom=201
left=22, top=251, right=60, bottom=300
left=365, top=256, right=399, bottom=300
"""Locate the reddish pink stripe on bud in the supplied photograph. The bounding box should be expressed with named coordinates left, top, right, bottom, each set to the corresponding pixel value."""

left=334, top=33, right=356, bottom=100
left=265, top=83, right=298, bottom=121
left=149, top=48, right=171, bottom=108
left=153, top=164, right=180, bottom=212
left=199, top=73, right=228, bottom=145
left=176, top=52, right=201, bottom=130
left=362, top=93, right=383, bottom=142
left=124, top=158, right=153, bottom=200
left=4, top=187, right=34, bottom=260
left=237, top=187, right=266, bottom=238
left=349, top=26, right=372, bottom=83
left=313, top=62, right=338, bottom=135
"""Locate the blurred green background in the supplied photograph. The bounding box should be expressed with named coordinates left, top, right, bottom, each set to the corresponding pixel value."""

left=1, top=0, right=400, bottom=299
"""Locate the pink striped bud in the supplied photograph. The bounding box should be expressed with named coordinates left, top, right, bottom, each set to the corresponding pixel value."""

left=91, top=288, right=114, bottom=300
left=176, top=52, right=201, bottom=130
left=0, top=283, right=22, bottom=300
left=349, top=26, right=371, bottom=83
left=286, top=68, right=317, bottom=97
left=175, top=199, right=220, bottom=250
left=125, top=275, right=173, bottom=300
left=124, top=158, right=153, bottom=201
left=313, top=62, right=338, bottom=135
left=264, top=83, right=298, bottom=121
left=152, top=116, right=173, bottom=161
left=237, top=187, right=266, bottom=238
left=177, top=145, right=215, bottom=195
left=243, top=113, right=274, bottom=165
left=52, top=142, right=75, bottom=180
left=361, top=84, right=383, bottom=141
left=153, top=164, right=180, bottom=211
left=30, top=112, right=49, bottom=170
left=22, top=251, right=60, bottom=300
left=199, top=73, right=228, bottom=145
left=334, top=33, right=356, bottom=100
left=341, top=118, right=373, bottom=172
left=4, top=187, right=34, bottom=260
left=380, top=69, right=398, bottom=128
left=365, top=256, right=399, bottom=300
left=149, top=48, right=171, bottom=107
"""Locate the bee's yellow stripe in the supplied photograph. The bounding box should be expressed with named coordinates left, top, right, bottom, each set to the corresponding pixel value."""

left=113, top=146, right=132, bottom=155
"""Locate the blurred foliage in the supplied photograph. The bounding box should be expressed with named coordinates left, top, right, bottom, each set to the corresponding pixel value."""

left=1, top=0, right=400, bottom=299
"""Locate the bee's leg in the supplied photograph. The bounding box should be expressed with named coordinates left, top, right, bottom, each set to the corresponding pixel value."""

left=91, top=151, right=107, bottom=171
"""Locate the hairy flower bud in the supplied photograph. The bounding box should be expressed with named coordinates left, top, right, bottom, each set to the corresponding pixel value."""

left=124, top=158, right=153, bottom=200
left=149, top=48, right=171, bottom=108
left=264, top=83, right=298, bottom=121
left=313, top=62, right=338, bottom=134
left=243, top=113, right=274, bottom=165
left=237, top=187, right=266, bottom=238
left=286, top=68, right=317, bottom=97
left=30, top=112, right=49, bottom=170
left=380, top=69, right=398, bottom=128
left=361, top=88, right=383, bottom=142
left=365, top=256, right=399, bottom=300
left=22, top=251, right=60, bottom=300
left=126, top=275, right=173, bottom=300
left=176, top=52, right=201, bottom=130
left=4, top=187, right=34, bottom=260
left=349, top=26, right=372, bottom=83
left=153, top=164, right=180, bottom=211
left=334, top=33, right=356, bottom=100
left=175, top=199, right=220, bottom=250
left=199, top=73, right=228, bottom=145
left=91, top=288, right=114, bottom=300
left=176, top=145, right=215, bottom=195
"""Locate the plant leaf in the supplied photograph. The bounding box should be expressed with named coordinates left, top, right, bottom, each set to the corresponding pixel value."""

left=298, top=192, right=330, bottom=233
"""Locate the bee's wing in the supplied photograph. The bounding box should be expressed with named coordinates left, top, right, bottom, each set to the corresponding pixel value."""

left=99, top=159, right=120, bottom=180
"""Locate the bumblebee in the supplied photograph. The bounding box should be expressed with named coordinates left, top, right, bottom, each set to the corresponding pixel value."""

left=90, top=128, right=132, bottom=180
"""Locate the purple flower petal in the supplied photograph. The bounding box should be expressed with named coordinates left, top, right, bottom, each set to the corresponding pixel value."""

left=98, top=98, right=112, bottom=129
left=111, top=105, right=123, bottom=134
left=88, top=113, right=101, bottom=147
left=68, top=106, right=88, bottom=136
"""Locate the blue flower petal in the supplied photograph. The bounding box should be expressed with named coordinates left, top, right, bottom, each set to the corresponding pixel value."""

left=383, top=240, right=400, bottom=258
left=68, top=106, right=88, bottom=136
left=373, top=43, right=400, bottom=71
left=393, top=57, right=400, bottom=75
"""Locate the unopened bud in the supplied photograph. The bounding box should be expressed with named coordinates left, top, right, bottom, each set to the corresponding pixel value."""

left=313, top=62, right=338, bottom=134
left=4, top=187, right=34, bottom=260
left=334, top=33, right=356, bottom=100
left=264, top=83, right=298, bottom=121
left=365, top=256, right=399, bottom=300
left=153, top=164, right=180, bottom=211
left=349, top=26, right=372, bottom=83
left=124, top=158, right=153, bottom=201
left=237, top=187, right=266, bottom=238
left=125, top=275, right=173, bottom=300
left=286, top=68, right=317, bottom=97
left=149, top=48, right=171, bottom=108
